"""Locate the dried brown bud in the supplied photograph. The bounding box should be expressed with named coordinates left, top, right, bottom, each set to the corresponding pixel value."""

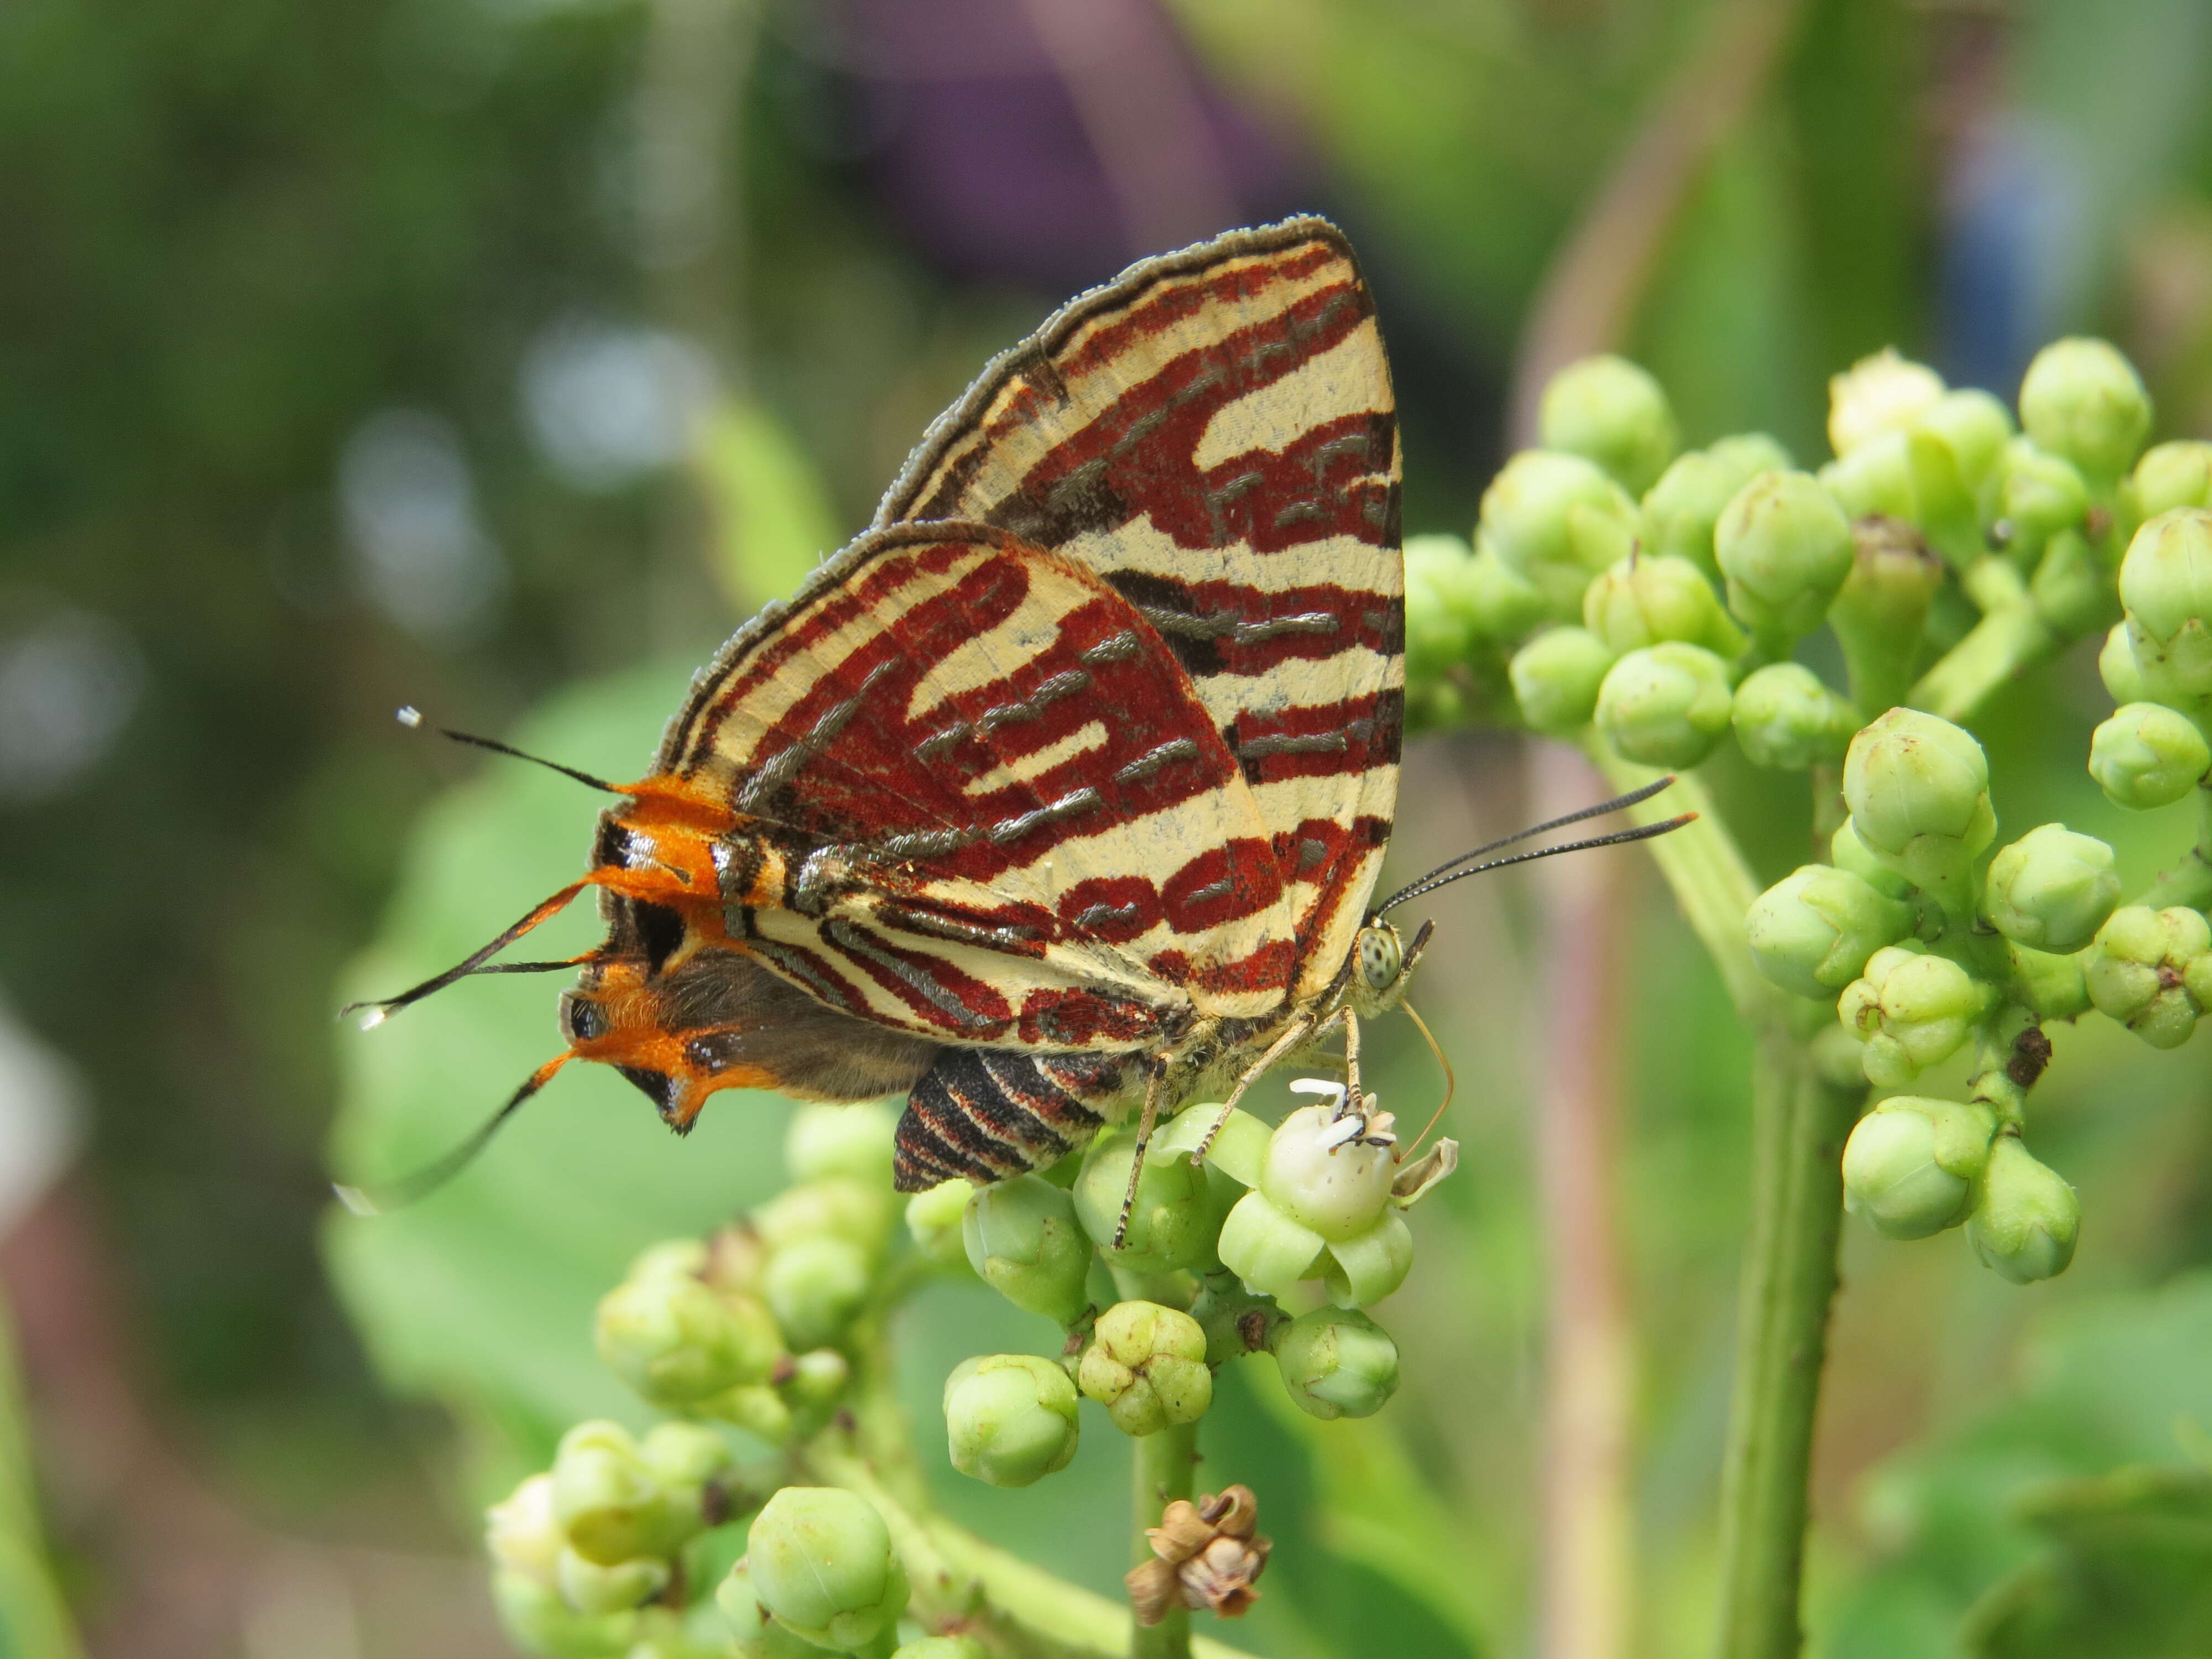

left=1126, top=1485, right=1272, bottom=1624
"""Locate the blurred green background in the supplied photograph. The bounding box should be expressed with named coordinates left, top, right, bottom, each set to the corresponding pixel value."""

left=8, top=0, right=2212, bottom=1655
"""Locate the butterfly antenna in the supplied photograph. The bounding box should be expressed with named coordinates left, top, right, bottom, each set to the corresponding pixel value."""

left=1375, top=775, right=1678, bottom=914
left=1373, top=813, right=1695, bottom=915
left=333, top=1052, right=574, bottom=1215
left=1400, top=999, right=1455, bottom=1158
left=395, top=706, right=622, bottom=794
left=341, top=879, right=593, bottom=1028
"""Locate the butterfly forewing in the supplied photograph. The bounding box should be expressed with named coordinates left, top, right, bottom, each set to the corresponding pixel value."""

left=873, top=216, right=1404, bottom=1003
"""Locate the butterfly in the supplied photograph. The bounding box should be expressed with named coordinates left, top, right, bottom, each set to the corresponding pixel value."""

left=350, top=216, right=1685, bottom=1214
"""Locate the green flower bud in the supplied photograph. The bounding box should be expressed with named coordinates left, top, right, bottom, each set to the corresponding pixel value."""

left=1966, top=1136, right=2081, bottom=1284
left=2019, top=337, right=2152, bottom=485
left=2133, top=440, right=2212, bottom=518
left=1840, top=1095, right=1998, bottom=1239
left=552, top=1422, right=690, bottom=1566
left=1831, top=817, right=1912, bottom=899
left=2009, top=942, right=2091, bottom=1021
left=1640, top=435, right=1792, bottom=577
left=2121, top=508, right=2212, bottom=706
left=1509, top=625, right=1615, bottom=734
left=1809, top=1021, right=1875, bottom=1089
left=1154, top=1099, right=1270, bottom=1188
left=894, top=1640, right=988, bottom=1659
left=1479, top=450, right=1638, bottom=615
left=1582, top=552, right=1745, bottom=656
left=1837, top=946, right=1986, bottom=1088
left=2100, top=622, right=2147, bottom=705
left=962, top=1175, right=1092, bottom=1326
left=905, top=1178, right=974, bottom=1269
left=1840, top=708, right=1997, bottom=909
left=1593, top=641, right=1735, bottom=768
left=638, top=1422, right=733, bottom=1521
left=784, top=1347, right=851, bottom=1408
left=1403, top=534, right=1483, bottom=689
left=627, top=1608, right=755, bottom=1659
left=1077, top=1301, right=1213, bottom=1436
left=747, top=1487, right=909, bottom=1652
left=1731, top=663, right=1858, bottom=770
left=2084, top=905, right=2212, bottom=1047
left=1320, top=1210, right=1415, bottom=1308
left=1215, top=1192, right=1326, bottom=1300
left=596, top=1269, right=782, bottom=1408
left=785, top=1102, right=896, bottom=1187
left=1072, top=1128, right=1225, bottom=1273
left=1914, top=388, right=2015, bottom=493
left=942, top=1353, right=1080, bottom=1487
left=761, top=1234, right=871, bottom=1350
left=1745, top=864, right=1914, bottom=1000
left=1983, top=824, right=2121, bottom=954
left=488, top=1472, right=566, bottom=1589
left=2089, top=701, right=2209, bottom=810
left=2030, top=529, right=2112, bottom=637
left=1273, top=1306, right=1400, bottom=1420
left=628, top=1239, right=711, bottom=1282
left=557, top=1547, right=668, bottom=1617
left=1464, top=537, right=1550, bottom=643
left=754, top=1178, right=893, bottom=1259
left=1260, top=1103, right=1397, bottom=1241
left=1829, top=518, right=1945, bottom=713
left=1820, top=431, right=1918, bottom=522
left=1828, top=348, right=1946, bottom=457
left=491, top=1568, right=639, bottom=1659
left=1538, top=353, right=1679, bottom=494
left=1714, top=471, right=1855, bottom=644
left=717, top=1561, right=827, bottom=1659
left=1991, top=440, right=2089, bottom=564
left=709, top=1383, right=795, bottom=1444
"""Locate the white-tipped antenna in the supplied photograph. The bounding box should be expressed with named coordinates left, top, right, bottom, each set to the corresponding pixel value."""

left=396, top=705, right=424, bottom=728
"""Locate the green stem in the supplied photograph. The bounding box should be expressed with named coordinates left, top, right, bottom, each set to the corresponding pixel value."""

left=1710, top=1031, right=1863, bottom=1659
left=1132, top=1423, right=1199, bottom=1659
left=2141, top=782, right=2212, bottom=911
left=1907, top=559, right=2055, bottom=722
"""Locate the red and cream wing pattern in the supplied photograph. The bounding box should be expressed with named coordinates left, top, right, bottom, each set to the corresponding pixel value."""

left=875, top=216, right=1402, bottom=1004
left=656, top=522, right=1299, bottom=1051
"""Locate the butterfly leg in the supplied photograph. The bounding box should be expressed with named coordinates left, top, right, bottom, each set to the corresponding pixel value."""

left=1187, top=1011, right=1329, bottom=1166
left=1113, top=1057, right=1171, bottom=1250
left=1339, top=1009, right=1364, bottom=1120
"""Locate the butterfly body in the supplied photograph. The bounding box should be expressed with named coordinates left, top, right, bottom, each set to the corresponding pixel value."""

left=533, top=217, right=1408, bottom=1190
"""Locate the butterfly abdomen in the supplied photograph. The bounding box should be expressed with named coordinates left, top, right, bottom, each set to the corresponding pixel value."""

left=894, top=1048, right=1137, bottom=1192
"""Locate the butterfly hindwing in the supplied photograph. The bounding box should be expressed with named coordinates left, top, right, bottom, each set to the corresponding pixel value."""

left=659, top=521, right=1299, bottom=1050
left=874, top=215, right=1404, bottom=1004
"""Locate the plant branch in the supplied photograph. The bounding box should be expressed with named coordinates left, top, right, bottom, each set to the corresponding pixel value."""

left=1131, top=1423, right=1199, bottom=1659
left=1907, top=560, right=2056, bottom=723
left=2141, top=782, right=2212, bottom=911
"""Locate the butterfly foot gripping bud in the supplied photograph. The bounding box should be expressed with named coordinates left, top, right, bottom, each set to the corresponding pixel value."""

left=1714, top=470, right=1855, bottom=648
left=1840, top=708, right=1997, bottom=915
left=595, top=1249, right=783, bottom=1409
left=962, top=1175, right=1093, bottom=1326
left=1479, top=451, right=1639, bottom=617
left=1983, top=825, right=2121, bottom=954
left=1966, top=1136, right=2081, bottom=1284
left=904, top=1178, right=975, bottom=1270
left=1827, top=348, right=1947, bottom=457
left=2135, top=440, right=2212, bottom=518
left=1640, top=434, right=1793, bottom=578
left=1072, top=1128, right=1230, bottom=1274
left=1077, top=1301, right=1214, bottom=1436
left=1840, top=1095, right=1999, bottom=1240
left=1837, top=946, right=1987, bottom=1089
left=551, top=1421, right=696, bottom=1568
left=2020, top=337, right=2152, bottom=488
left=745, top=1487, right=910, bottom=1652
left=1218, top=1102, right=1413, bottom=1310
left=1128, top=1485, right=1273, bottom=1626
left=1744, top=865, right=1913, bottom=1001
left=942, top=1353, right=1081, bottom=1488
left=2120, top=509, right=2212, bottom=709
left=2089, top=702, right=2210, bottom=810
left=1538, top=354, right=1679, bottom=494
left=1593, top=641, right=1736, bottom=768
left=1582, top=552, right=1746, bottom=657
left=1272, top=1306, right=1400, bottom=1421
left=1509, top=626, right=1615, bottom=735
left=1730, top=664, right=1859, bottom=770
left=2083, top=905, right=2212, bottom=1048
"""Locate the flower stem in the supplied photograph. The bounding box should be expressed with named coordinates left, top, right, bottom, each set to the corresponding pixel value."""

left=1907, top=559, right=2056, bottom=722
left=2141, top=782, right=2212, bottom=910
left=1132, top=1423, right=1199, bottom=1659
left=1710, top=1030, right=1862, bottom=1659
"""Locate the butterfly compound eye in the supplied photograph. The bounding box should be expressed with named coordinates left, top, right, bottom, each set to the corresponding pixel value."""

left=1357, top=925, right=1402, bottom=992
left=560, top=991, right=608, bottom=1045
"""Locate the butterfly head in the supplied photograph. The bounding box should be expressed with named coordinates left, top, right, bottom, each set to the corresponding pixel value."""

left=1349, top=918, right=1433, bottom=1017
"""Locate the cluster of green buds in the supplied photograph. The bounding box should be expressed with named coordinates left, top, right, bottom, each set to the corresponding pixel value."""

left=933, top=1080, right=1455, bottom=1488
left=1398, top=335, right=2208, bottom=1291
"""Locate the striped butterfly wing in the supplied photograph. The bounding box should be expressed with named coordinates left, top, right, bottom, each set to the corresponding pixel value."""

left=658, top=521, right=1299, bottom=1052
left=877, top=215, right=1404, bottom=1003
